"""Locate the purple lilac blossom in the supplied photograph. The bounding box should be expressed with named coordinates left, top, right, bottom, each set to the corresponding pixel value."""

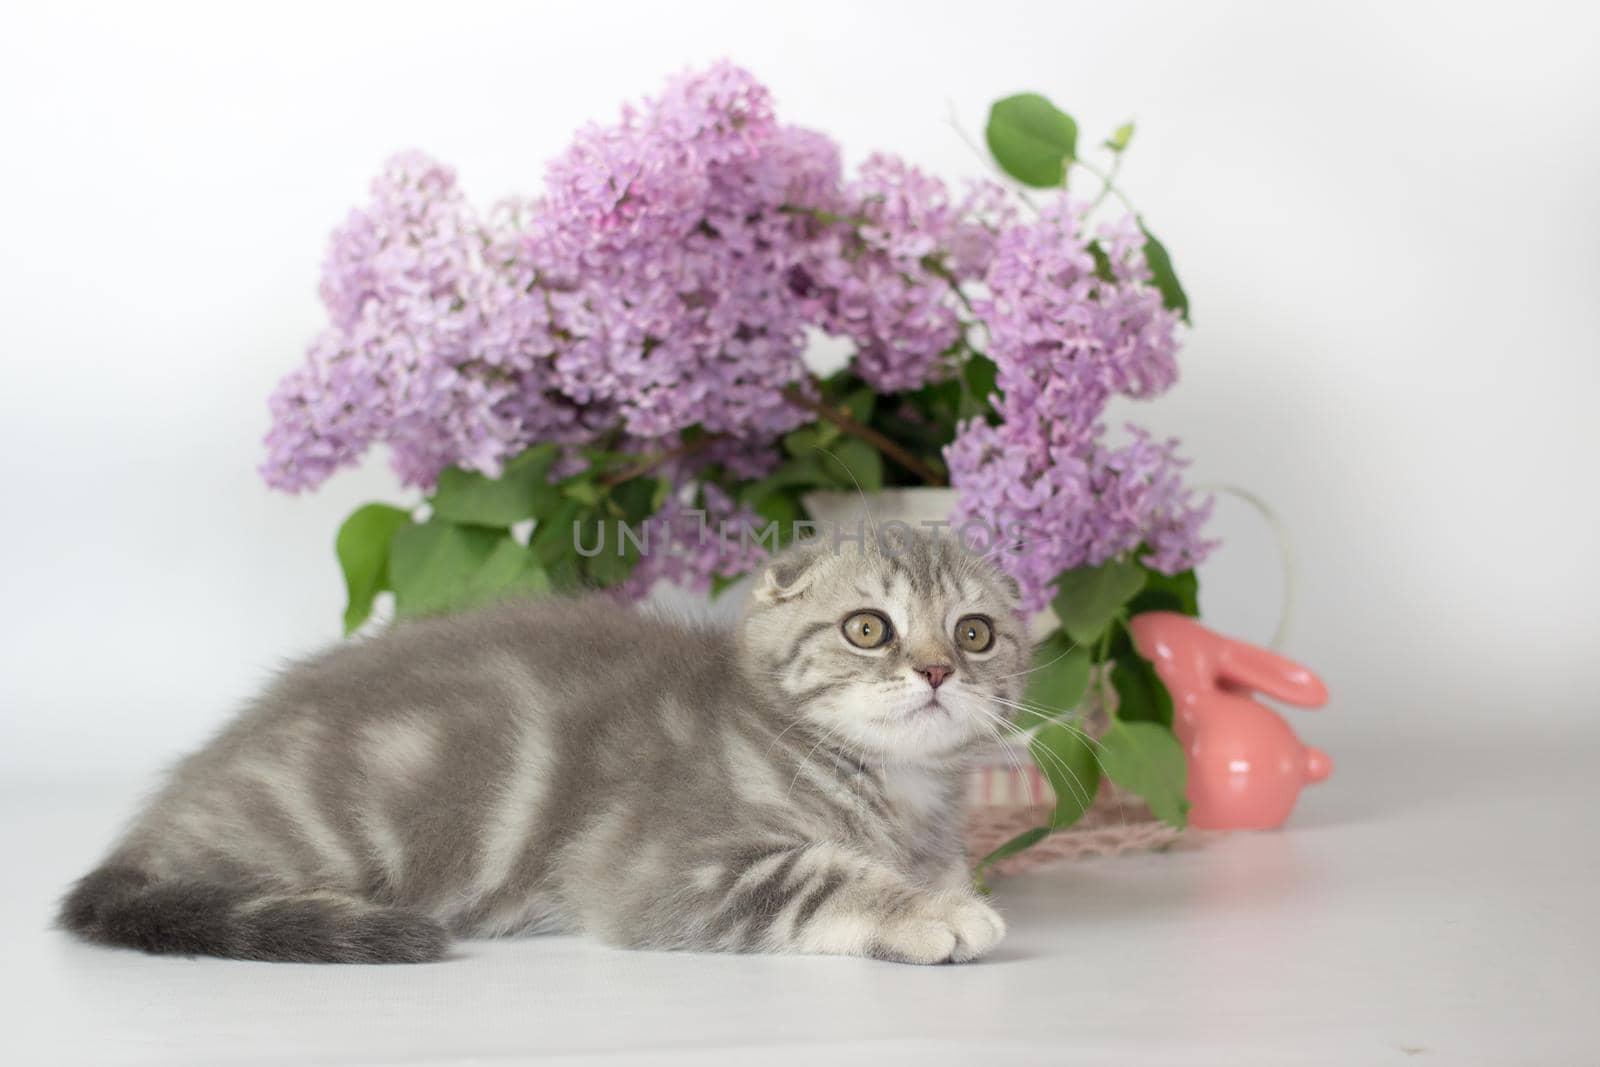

left=261, top=62, right=1215, bottom=606
left=532, top=63, right=838, bottom=441
left=799, top=157, right=1014, bottom=392
left=265, top=64, right=852, bottom=491
left=945, top=200, right=1214, bottom=611
left=261, top=153, right=597, bottom=491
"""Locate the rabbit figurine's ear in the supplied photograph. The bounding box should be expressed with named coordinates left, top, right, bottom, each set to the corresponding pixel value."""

left=752, top=541, right=826, bottom=604
left=1216, top=641, right=1329, bottom=708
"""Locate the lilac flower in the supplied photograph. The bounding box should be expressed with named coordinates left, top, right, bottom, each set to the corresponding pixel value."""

left=801, top=157, right=1014, bottom=393
left=264, top=65, right=841, bottom=492
left=534, top=62, right=837, bottom=441
left=261, top=63, right=1216, bottom=610
left=261, top=153, right=595, bottom=491
left=946, top=199, right=1213, bottom=610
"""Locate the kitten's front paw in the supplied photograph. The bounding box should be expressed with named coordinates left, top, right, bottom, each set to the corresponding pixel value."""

left=874, top=894, right=1006, bottom=965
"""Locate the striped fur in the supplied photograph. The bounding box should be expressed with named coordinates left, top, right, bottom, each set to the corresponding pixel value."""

left=60, top=530, right=1027, bottom=964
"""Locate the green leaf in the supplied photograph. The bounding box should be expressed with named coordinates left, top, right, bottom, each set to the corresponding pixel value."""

left=467, top=536, right=547, bottom=598
left=429, top=444, right=558, bottom=527
left=335, top=503, right=411, bottom=635
left=388, top=519, right=503, bottom=619
left=881, top=379, right=964, bottom=453
left=576, top=517, right=642, bottom=588
left=562, top=478, right=603, bottom=506
left=1031, top=720, right=1102, bottom=827
left=1016, top=632, right=1091, bottom=728
left=972, top=721, right=1102, bottom=882
left=1128, top=566, right=1200, bottom=618
left=1111, top=652, right=1174, bottom=728
left=821, top=436, right=883, bottom=492
left=974, top=826, right=1050, bottom=882
left=739, top=459, right=827, bottom=546
left=1086, top=240, right=1117, bottom=284
left=749, top=489, right=803, bottom=540
left=1099, top=718, right=1189, bottom=827
left=649, top=474, right=674, bottom=513
left=1138, top=219, right=1190, bottom=324
left=500, top=557, right=552, bottom=599
left=1052, top=559, right=1148, bottom=647
left=783, top=423, right=839, bottom=459
left=1104, top=121, right=1135, bottom=153
left=389, top=519, right=552, bottom=619
left=608, top=476, right=661, bottom=525
left=709, top=572, right=745, bottom=600
left=840, top=388, right=876, bottom=426
left=530, top=498, right=582, bottom=568
left=909, top=375, right=962, bottom=417
left=542, top=556, right=583, bottom=595
left=986, top=93, right=1078, bottom=187
left=959, top=355, right=1000, bottom=421
left=741, top=457, right=831, bottom=502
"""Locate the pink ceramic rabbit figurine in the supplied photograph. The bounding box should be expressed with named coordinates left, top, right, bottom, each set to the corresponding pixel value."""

left=1128, top=612, right=1331, bottom=830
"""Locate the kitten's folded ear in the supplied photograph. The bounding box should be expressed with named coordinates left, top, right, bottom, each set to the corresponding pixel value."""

left=753, top=541, right=826, bottom=604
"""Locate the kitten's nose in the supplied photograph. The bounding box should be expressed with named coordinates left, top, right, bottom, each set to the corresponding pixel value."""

left=915, top=664, right=954, bottom=689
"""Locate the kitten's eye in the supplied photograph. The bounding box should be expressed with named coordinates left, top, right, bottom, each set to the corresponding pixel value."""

left=955, top=615, right=994, bottom=653
left=841, top=611, right=893, bottom=649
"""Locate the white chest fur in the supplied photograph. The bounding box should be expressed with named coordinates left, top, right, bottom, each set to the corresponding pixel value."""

left=875, top=764, right=953, bottom=824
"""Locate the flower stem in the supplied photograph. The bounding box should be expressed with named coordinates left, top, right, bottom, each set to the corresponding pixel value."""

left=920, top=254, right=978, bottom=317
left=1086, top=153, right=1122, bottom=213
left=1074, top=156, right=1136, bottom=217
left=942, top=101, right=1041, bottom=217
left=600, top=435, right=717, bottom=487
left=782, top=385, right=948, bottom=486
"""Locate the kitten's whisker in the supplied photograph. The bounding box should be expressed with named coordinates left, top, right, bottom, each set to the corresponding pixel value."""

left=785, top=720, right=848, bottom=802
left=949, top=693, right=1030, bottom=786
left=966, top=697, right=1107, bottom=796
left=971, top=706, right=1074, bottom=840
left=981, top=692, right=1082, bottom=725
left=966, top=713, right=1081, bottom=838
left=763, top=716, right=810, bottom=760
left=994, top=640, right=1082, bottom=680
left=979, top=719, right=1034, bottom=802
left=813, top=443, right=879, bottom=547
left=967, top=697, right=1131, bottom=832
left=972, top=719, right=1034, bottom=808
left=978, top=535, right=1032, bottom=563
left=983, top=694, right=1104, bottom=739
left=983, top=695, right=1118, bottom=762
left=965, top=702, right=1096, bottom=814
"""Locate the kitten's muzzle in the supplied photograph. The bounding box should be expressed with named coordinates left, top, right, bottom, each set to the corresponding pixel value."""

left=914, top=663, right=954, bottom=689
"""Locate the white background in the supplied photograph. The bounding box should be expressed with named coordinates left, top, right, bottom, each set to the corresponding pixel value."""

left=2, top=0, right=1596, bottom=779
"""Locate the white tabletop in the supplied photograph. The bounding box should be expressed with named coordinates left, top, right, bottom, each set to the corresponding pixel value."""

left=3, top=725, right=1594, bottom=1066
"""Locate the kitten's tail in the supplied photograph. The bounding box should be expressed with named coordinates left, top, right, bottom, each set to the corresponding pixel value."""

left=57, top=865, right=449, bottom=964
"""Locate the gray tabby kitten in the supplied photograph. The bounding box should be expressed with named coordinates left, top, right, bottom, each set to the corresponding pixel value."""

left=61, top=529, right=1027, bottom=964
